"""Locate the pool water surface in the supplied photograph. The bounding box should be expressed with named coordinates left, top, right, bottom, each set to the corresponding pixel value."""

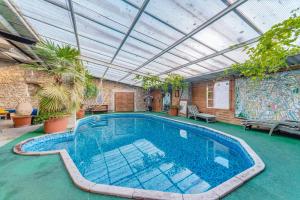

left=21, top=114, right=256, bottom=195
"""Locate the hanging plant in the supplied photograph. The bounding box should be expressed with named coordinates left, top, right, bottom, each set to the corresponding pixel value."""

left=135, top=74, right=162, bottom=91
left=230, top=10, right=300, bottom=80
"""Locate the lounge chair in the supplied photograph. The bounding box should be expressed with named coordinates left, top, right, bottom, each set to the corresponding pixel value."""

left=242, top=120, right=280, bottom=135
left=242, top=119, right=300, bottom=136
left=187, top=105, right=216, bottom=123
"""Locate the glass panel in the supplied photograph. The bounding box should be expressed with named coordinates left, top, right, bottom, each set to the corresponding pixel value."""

left=125, top=0, right=145, bottom=8
left=121, top=37, right=161, bottom=59
left=154, top=52, right=188, bottom=68
left=80, top=49, right=112, bottom=63
left=25, top=17, right=77, bottom=46
left=137, top=67, right=159, bottom=75
left=194, top=12, right=259, bottom=51
left=114, top=50, right=147, bottom=66
left=198, top=55, right=235, bottom=70
left=145, top=0, right=226, bottom=33
left=72, top=0, right=138, bottom=28
left=186, top=64, right=211, bottom=73
left=133, top=14, right=184, bottom=46
left=105, top=68, right=128, bottom=79
left=113, top=59, right=139, bottom=70
left=180, top=68, right=199, bottom=76
left=72, top=1, right=128, bottom=33
left=12, top=0, right=73, bottom=29
left=79, top=36, right=116, bottom=57
left=170, top=38, right=215, bottom=60
left=0, top=3, right=35, bottom=40
left=122, top=74, right=139, bottom=84
left=237, top=0, right=300, bottom=32
left=143, top=61, right=172, bottom=72
left=130, top=30, right=168, bottom=50
left=76, top=15, right=124, bottom=48
left=86, top=63, right=107, bottom=77
left=172, top=70, right=192, bottom=77
left=224, top=42, right=258, bottom=63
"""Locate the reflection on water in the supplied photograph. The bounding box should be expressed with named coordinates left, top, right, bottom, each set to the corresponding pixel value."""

left=26, top=116, right=253, bottom=194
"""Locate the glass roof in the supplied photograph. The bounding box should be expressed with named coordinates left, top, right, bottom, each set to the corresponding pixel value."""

left=7, top=0, right=300, bottom=86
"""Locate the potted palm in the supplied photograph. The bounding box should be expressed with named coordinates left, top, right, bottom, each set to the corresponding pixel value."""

left=25, top=41, right=87, bottom=133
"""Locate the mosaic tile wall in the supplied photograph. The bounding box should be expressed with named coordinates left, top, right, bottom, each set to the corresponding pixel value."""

left=235, top=70, right=300, bottom=120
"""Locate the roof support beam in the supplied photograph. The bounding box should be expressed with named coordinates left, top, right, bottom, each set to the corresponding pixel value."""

left=109, top=0, right=149, bottom=64
left=121, top=0, right=239, bottom=64
left=67, top=0, right=80, bottom=52
left=119, top=0, right=248, bottom=81
left=160, top=36, right=259, bottom=75
left=0, top=30, right=35, bottom=45
left=43, top=0, right=238, bottom=70
left=221, top=0, right=263, bottom=35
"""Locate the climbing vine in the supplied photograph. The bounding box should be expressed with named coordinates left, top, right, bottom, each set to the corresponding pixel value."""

left=230, top=10, right=300, bottom=79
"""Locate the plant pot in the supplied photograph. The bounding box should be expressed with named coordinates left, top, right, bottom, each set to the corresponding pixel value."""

left=44, top=116, right=69, bottom=134
left=12, top=115, right=32, bottom=128
left=168, top=108, right=178, bottom=116
left=76, top=109, right=85, bottom=119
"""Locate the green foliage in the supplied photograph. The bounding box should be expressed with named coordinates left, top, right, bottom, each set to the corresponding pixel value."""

left=164, top=74, right=188, bottom=91
left=33, top=112, right=67, bottom=124
left=230, top=12, right=300, bottom=80
left=135, top=74, right=162, bottom=90
left=24, top=40, right=89, bottom=121
left=135, top=73, right=187, bottom=92
left=84, top=74, right=99, bottom=99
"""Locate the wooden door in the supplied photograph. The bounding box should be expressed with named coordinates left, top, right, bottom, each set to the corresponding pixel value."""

left=151, top=90, right=162, bottom=112
left=115, top=92, right=134, bottom=112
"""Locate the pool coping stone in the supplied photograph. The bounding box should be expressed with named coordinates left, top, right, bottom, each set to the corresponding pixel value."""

left=13, top=113, right=265, bottom=200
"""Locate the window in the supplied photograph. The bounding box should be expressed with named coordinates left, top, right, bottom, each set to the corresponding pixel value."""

left=206, top=81, right=230, bottom=109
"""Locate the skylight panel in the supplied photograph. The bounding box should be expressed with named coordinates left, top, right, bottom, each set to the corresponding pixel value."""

left=237, top=0, right=300, bottom=33
left=144, top=0, right=227, bottom=33
left=193, top=11, right=259, bottom=51
left=76, top=15, right=124, bottom=48
left=12, top=0, right=73, bottom=30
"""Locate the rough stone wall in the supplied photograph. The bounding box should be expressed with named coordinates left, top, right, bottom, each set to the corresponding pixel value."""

left=0, top=64, right=146, bottom=111
left=0, top=64, right=52, bottom=109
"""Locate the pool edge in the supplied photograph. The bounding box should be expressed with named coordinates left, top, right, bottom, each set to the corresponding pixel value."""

left=13, top=113, right=265, bottom=200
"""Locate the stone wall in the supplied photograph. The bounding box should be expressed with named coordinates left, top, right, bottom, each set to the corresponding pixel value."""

left=0, top=63, right=146, bottom=111
left=0, top=63, right=52, bottom=109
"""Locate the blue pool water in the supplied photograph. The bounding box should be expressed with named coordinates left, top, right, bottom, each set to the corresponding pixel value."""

left=22, top=114, right=254, bottom=194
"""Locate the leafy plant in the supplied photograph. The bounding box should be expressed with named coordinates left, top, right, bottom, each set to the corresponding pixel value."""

left=84, top=74, right=99, bottom=100
left=135, top=74, right=162, bottom=91
left=135, top=73, right=187, bottom=108
left=230, top=11, right=300, bottom=80
left=24, top=40, right=89, bottom=121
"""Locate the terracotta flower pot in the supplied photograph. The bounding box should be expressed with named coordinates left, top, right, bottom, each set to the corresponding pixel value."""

left=12, top=115, right=32, bottom=128
left=168, top=108, right=178, bottom=116
left=44, top=116, right=69, bottom=134
left=76, top=109, right=85, bottom=119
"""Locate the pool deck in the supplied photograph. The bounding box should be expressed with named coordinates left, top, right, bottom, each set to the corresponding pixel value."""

left=1, top=112, right=300, bottom=200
